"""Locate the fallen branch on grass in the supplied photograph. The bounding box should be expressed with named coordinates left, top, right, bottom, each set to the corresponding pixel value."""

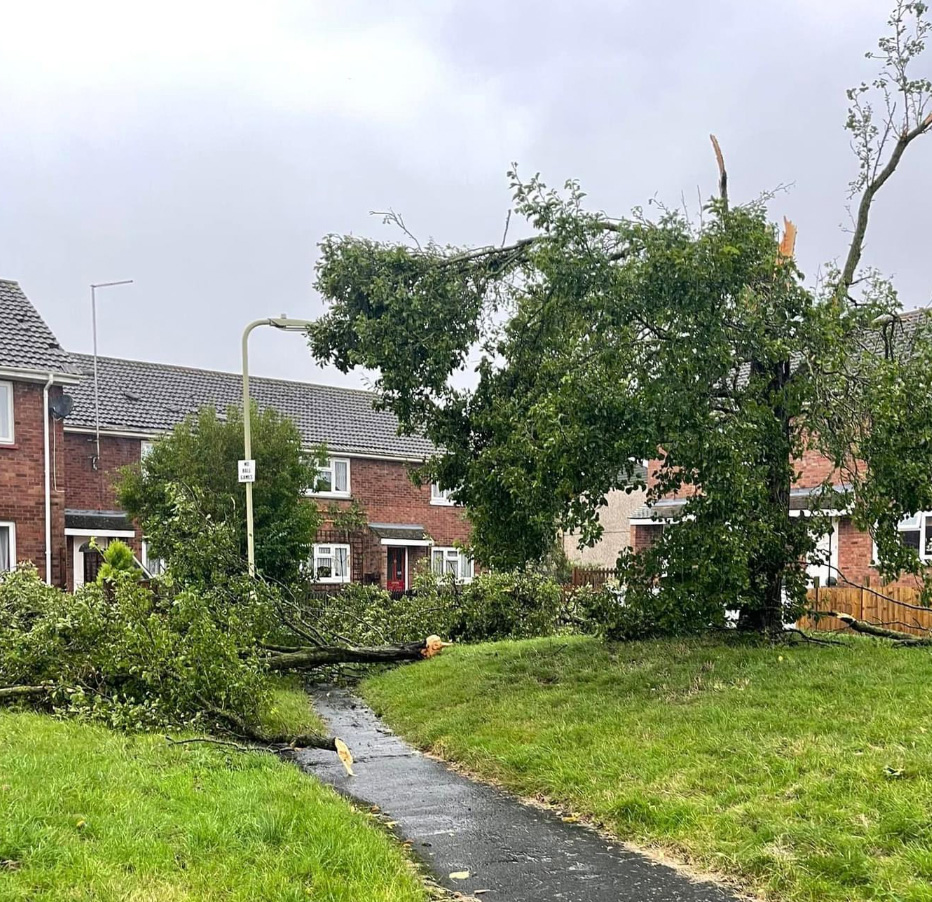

left=0, top=685, right=49, bottom=702
left=264, top=635, right=452, bottom=671
left=817, top=611, right=932, bottom=647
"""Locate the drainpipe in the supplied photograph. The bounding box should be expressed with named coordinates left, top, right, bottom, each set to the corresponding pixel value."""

left=43, top=373, right=54, bottom=585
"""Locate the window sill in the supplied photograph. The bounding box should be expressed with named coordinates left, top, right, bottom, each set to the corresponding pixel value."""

left=0, top=442, right=18, bottom=450
left=429, top=499, right=457, bottom=507
left=312, top=579, right=351, bottom=585
left=307, top=491, right=352, bottom=500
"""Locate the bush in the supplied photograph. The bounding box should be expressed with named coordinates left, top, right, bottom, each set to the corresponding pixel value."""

left=577, top=579, right=726, bottom=641
left=448, top=570, right=564, bottom=642
left=302, top=566, right=566, bottom=646
left=0, top=564, right=273, bottom=732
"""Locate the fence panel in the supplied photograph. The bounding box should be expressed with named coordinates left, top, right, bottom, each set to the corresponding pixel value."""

left=569, top=567, right=619, bottom=590
left=800, top=584, right=932, bottom=637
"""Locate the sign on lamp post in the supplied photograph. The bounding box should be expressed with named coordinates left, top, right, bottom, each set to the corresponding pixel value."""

left=238, top=460, right=256, bottom=483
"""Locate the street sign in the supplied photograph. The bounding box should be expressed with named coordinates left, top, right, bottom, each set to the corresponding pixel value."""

left=238, top=459, right=256, bottom=483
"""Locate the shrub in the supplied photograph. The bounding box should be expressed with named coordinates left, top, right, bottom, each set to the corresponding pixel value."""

left=577, top=579, right=726, bottom=641
left=449, top=570, right=564, bottom=642
left=302, top=567, right=566, bottom=647
left=95, top=539, right=140, bottom=585
left=0, top=564, right=273, bottom=732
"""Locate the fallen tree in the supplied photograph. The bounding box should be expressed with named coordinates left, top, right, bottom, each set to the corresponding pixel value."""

left=0, top=553, right=451, bottom=761
left=265, top=636, right=451, bottom=671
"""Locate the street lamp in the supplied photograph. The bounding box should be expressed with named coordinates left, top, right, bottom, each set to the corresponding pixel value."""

left=241, top=316, right=314, bottom=576
left=91, top=280, right=134, bottom=468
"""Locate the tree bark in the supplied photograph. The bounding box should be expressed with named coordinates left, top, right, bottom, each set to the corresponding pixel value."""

left=823, top=611, right=932, bottom=646
left=741, top=358, right=793, bottom=637
left=0, top=685, right=48, bottom=701
left=265, top=639, right=435, bottom=671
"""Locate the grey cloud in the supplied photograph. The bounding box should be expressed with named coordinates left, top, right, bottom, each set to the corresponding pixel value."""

left=0, top=1, right=928, bottom=392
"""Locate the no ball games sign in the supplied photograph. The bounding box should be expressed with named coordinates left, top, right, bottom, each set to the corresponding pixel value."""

left=238, top=459, right=256, bottom=483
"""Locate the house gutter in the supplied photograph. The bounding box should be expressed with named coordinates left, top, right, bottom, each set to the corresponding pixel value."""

left=43, top=373, right=54, bottom=585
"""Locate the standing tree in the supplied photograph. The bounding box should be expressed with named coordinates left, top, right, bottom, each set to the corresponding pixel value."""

left=118, top=404, right=324, bottom=585
left=308, top=1, right=932, bottom=636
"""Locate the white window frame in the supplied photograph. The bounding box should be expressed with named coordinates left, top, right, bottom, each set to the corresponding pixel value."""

left=310, top=457, right=351, bottom=498
left=431, top=546, right=474, bottom=583
left=0, top=521, right=16, bottom=573
left=140, top=440, right=155, bottom=460
left=0, top=381, right=13, bottom=444
left=311, top=543, right=351, bottom=583
left=141, top=540, right=165, bottom=577
left=430, top=483, right=456, bottom=506
left=873, top=512, right=932, bottom=563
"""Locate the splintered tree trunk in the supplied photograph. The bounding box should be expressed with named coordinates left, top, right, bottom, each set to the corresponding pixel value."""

left=741, top=358, right=793, bottom=637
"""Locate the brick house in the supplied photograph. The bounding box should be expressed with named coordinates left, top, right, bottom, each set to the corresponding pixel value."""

left=629, top=311, right=928, bottom=589
left=0, top=281, right=471, bottom=591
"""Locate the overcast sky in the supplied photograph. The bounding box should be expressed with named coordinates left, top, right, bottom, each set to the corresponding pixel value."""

left=1, top=0, right=929, bottom=390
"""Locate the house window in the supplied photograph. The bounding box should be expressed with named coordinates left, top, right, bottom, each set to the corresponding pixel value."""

left=430, top=483, right=456, bottom=506
left=0, top=381, right=13, bottom=444
left=875, top=513, right=932, bottom=564
left=431, top=547, right=474, bottom=583
left=312, top=543, right=351, bottom=583
left=0, top=522, right=15, bottom=573
left=140, top=440, right=155, bottom=460
left=898, top=513, right=922, bottom=553
left=312, top=458, right=350, bottom=496
left=141, top=540, right=165, bottom=577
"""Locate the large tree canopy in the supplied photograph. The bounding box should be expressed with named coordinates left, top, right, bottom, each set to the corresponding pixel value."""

left=309, top=1, right=932, bottom=633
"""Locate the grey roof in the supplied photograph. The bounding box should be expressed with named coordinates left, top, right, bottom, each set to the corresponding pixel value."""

left=65, top=353, right=435, bottom=459
left=0, top=280, right=77, bottom=375
left=65, top=510, right=134, bottom=531
left=368, top=523, right=430, bottom=542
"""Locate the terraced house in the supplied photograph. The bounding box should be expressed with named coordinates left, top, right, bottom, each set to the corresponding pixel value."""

left=629, top=309, right=930, bottom=589
left=0, top=280, right=471, bottom=591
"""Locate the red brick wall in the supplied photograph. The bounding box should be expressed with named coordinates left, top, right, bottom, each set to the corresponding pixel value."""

left=64, top=432, right=143, bottom=511
left=631, top=523, right=663, bottom=552
left=62, top=441, right=471, bottom=589
left=0, top=381, right=68, bottom=585
left=315, top=456, right=471, bottom=587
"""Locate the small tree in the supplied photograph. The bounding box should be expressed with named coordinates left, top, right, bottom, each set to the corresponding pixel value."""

left=118, top=404, right=324, bottom=584
left=307, top=2, right=932, bottom=635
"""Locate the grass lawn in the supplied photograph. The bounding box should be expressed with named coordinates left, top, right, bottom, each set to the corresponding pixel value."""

left=363, top=634, right=932, bottom=902
left=0, top=680, right=427, bottom=902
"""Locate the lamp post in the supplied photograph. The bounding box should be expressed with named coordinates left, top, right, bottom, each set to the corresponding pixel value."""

left=91, top=280, right=134, bottom=469
left=241, top=316, right=314, bottom=576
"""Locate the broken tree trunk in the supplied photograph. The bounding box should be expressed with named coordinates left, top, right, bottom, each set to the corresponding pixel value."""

left=0, top=685, right=49, bottom=701
left=823, top=611, right=932, bottom=647
left=265, top=635, right=451, bottom=672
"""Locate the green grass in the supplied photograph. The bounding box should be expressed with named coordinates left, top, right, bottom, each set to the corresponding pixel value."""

left=363, top=634, right=932, bottom=902
left=0, top=707, right=426, bottom=901
left=258, top=674, right=326, bottom=738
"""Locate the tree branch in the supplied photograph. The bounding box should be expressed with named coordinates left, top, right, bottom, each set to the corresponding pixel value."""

left=264, top=637, right=450, bottom=671
left=841, top=112, right=932, bottom=292
left=0, top=685, right=49, bottom=702
left=818, top=610, right=932, bottom=646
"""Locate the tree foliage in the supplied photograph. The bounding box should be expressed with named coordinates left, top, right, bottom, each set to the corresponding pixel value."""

left=309, top=2, right=932, bottom=632
left=118, top=404, right=324, bottom=584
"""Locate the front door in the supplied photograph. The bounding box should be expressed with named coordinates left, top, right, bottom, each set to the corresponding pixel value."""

left=386, top=547, right=406, bottom=593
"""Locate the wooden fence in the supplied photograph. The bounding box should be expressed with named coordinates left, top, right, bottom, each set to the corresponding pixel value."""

left=568, top=567, right=619, bottom=590
left=799, top=582, right=932, bottom=637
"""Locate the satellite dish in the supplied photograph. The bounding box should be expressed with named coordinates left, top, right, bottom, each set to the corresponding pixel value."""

left=49, top=394, right=75, bottom=420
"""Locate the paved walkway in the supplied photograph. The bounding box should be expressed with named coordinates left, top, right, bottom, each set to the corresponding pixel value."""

left=297, top=689, right=739, bottom=902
